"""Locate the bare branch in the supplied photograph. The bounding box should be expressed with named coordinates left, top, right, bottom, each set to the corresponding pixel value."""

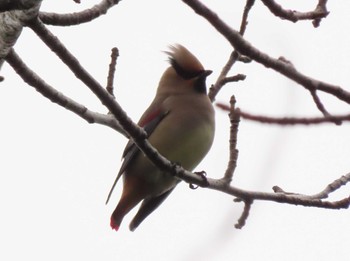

left=222, top=96, right=240, bottom=183
left=220, top=74, right=246, bottom=86
left=309, top=89, right=342, bottom=125
left=0, top=0, right=41, bottom=12
left=208, top=0, right=253, bottom=102
left=39, top=0, right=121, bottom=26
left=309, top=172, right=350, bottom=200
left=260, top=0, right=329, bottom=27
left=182, top=0, right=350, bottom=105
left=273, top=173, right=350, bottom=201
left=209, top=51, right=239, bottom=102
left=234, top=198, right=253, bottom=229
left=5, top=49, right=126, bottom=135
left=217, top=104, right=350, bottom=125
left=239, top=0, right=255, bottom=34
left=106, top=47, right=119, bottom=97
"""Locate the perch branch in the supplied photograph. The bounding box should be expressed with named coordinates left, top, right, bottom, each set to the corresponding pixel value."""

left=21, top=12, right=350, bottom=225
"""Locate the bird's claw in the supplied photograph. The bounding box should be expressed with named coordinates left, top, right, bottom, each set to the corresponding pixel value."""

left=189, top=171, right=209, bottom=189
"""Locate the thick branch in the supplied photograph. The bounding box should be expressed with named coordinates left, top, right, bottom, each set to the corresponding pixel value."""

left=217, top=103, right=350, bottom=125
left=182, top=0, right=350, bottom=105
left=0, top=1, right=41, bottom=69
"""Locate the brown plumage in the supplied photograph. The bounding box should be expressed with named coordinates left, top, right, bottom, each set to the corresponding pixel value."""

left=107, top=44, right=215, bottom=231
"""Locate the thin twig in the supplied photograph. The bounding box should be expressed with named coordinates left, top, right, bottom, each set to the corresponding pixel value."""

left=220, top=74, right=246, bottom=85
left=39, top=0, right=121, bottom=26
left=309, top=89, right=342, bottom=125
left=273, top=173, right=350, bottom=201
left=5, top=49, right=126, bottom=135
left=234, top=199, right=253, bottom=229
left=260, top=0, right=329, bottom=27
left=106, top=47, right=119, bottom=97
left=309, top=172, right=350, bottom=200
left=208, top=0, right=254, bottom=102
left=222, top=96, right=240, bottom=183
left=28, top=18, right=144, bottom=140
left=208, top=51, right=239, bottom=102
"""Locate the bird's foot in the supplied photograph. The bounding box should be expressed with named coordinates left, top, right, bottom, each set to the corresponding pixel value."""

left=189, top=171, right=209, bottom=189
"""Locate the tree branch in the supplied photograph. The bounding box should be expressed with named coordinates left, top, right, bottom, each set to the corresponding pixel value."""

left=217, top=103, right=350, bottom=125
left=208, top=0, right=253, bottom=102
left=0, top=0, right=41, bottom=69
left=39, top=0, right=121, bottom=26
left=182, top=0, right=350, bottom=105
left=23, top=16, right=350, bottom=214
left=222, top=96, right=240, bottom=183
left=106, top=47, right=119, bottom=97
left=5, top=48, right=126, bottom=135
left=234, top=198, right=253, bottom=229
left=260, top=0, right=329, bottom=27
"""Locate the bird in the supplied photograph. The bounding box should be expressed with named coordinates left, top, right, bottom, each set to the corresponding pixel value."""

left=106, top=44, right=215, bottom=231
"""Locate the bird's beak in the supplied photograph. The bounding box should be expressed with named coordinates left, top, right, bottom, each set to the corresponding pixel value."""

left=202, top=70, right=213, bottom=78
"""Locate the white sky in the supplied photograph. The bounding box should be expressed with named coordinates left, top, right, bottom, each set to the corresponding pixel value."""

left=1, top=0, right=350, bottom=260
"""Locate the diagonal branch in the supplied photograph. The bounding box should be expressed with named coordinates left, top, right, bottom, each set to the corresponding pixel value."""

left=208, top=0, right=254, bottom=101
left=5, top=48, right=125, bottom=135
left=260, top=0, right=329, bottom=27
left=309, top=89, right=342, bottom=125
left=182, top=0, right=350, bottom=105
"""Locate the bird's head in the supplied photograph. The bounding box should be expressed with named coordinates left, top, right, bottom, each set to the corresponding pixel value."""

left=157, top=44, right=212, bottom=95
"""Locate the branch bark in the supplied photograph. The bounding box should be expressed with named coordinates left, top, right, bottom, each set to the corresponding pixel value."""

left=0, top=0, right=41, bottom=69
left=5, top=48, right=126, bottom=134
left=260, top=0, right=329, bottom=26
left=19, top=17, right=349, bottom=217
left=182, top=0, right=350, bottom=105
left=39, top=0, right=121, bottom=26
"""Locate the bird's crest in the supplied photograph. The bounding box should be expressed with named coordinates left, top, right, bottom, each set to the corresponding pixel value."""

left=165, top=44, right=205, bottom=79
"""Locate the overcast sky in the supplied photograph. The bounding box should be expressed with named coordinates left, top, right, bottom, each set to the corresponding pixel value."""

left=1, top=1, right=350, bottom=260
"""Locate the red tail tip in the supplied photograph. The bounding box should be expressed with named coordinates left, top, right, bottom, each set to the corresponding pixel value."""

left=110, top=218, right=120, bottom=231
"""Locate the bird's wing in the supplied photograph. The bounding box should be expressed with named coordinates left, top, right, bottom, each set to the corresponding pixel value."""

left=129, top=186, right=176, bottom=231
left=105, top=109, right=170, bottom=204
